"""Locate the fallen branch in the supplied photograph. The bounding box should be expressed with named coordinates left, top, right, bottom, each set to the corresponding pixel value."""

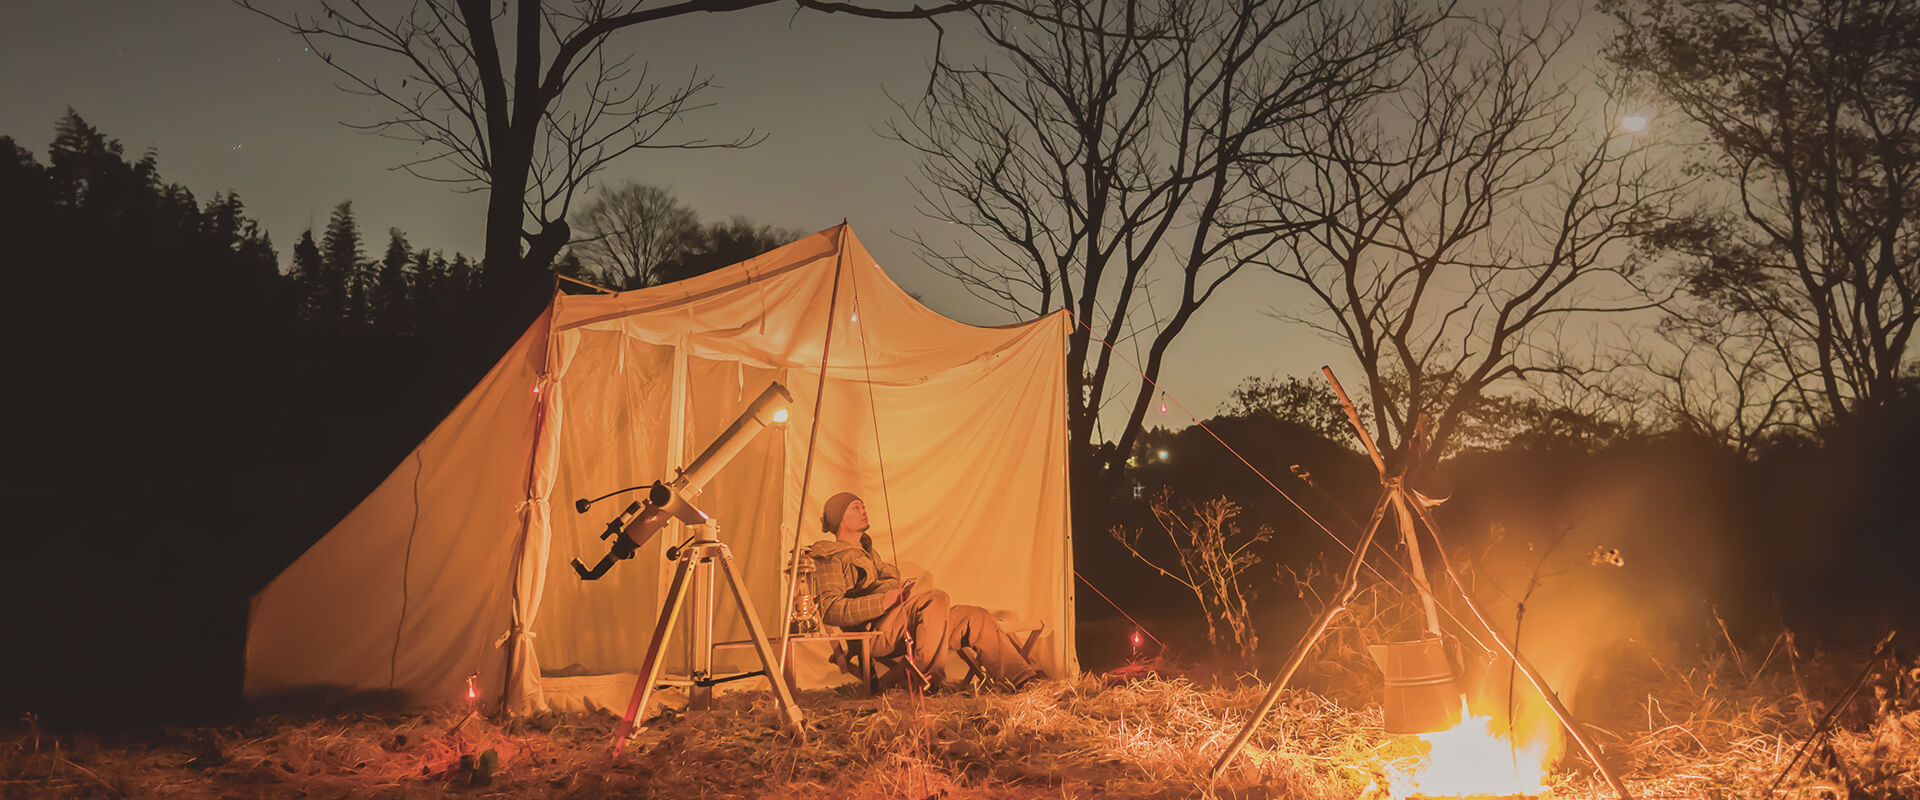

left=1765, top=629, right=1897, bottom=795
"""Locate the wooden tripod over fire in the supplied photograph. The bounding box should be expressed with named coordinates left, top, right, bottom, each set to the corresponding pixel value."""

left=1208, top=367, right=1632, bottom=800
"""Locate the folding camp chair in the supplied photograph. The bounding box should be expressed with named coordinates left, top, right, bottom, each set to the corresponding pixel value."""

left=959, top=615, right=1047, bottom=689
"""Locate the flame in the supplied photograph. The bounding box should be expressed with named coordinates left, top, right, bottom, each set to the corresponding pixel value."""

left=1385, top=701, right=1547, bottom=799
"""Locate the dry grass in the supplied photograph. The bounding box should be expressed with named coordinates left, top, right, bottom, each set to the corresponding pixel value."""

left=1592, top=636, right=1920, bottom=800
left=4, top=644, right=1915, bottom=800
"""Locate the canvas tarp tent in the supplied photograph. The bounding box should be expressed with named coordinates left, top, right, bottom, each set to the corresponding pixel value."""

left=244, top=224, right=1076, bottom=713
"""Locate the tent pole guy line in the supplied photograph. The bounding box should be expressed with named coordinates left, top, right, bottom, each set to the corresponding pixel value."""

left=1063, top=311, right=1422, bottom=594
left=1062, top=313, right=1501, bottom=658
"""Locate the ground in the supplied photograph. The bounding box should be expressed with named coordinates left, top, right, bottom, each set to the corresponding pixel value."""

left=5, top=646, right=1917, bottom=799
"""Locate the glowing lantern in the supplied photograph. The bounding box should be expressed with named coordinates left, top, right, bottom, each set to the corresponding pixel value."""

left=465, top=673, right=479, bottom=709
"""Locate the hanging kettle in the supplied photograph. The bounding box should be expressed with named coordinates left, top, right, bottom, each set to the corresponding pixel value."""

left=1368, top=636, right=1465, bottom=734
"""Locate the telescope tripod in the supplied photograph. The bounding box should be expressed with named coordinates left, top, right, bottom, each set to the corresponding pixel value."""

left=610, top=523, right=805, bottom=755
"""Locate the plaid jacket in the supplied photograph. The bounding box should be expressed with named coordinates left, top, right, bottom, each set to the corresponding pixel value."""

left=808, top=537, right=902, bottom=630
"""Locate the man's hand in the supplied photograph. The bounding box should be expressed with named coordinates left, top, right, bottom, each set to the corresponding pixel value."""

left=883, top=580, right=921, bottom=608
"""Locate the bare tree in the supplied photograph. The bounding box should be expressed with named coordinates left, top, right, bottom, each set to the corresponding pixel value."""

left=569, top=181, right=700, bottom=289
left=1614, top=322, right=1805, bottom=455
left=1607, top=0, right=1920, bottom=443
left=890, top=0, right=1439, bottom=495
left=1111, top=491, right=1270, bottom=664
left=239, top=0, right=1037, bottom=313
left=1250, top=12, right=1677, bottom=471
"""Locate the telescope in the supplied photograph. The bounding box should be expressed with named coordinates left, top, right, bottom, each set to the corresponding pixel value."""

left=570, top=381, right=793, bottom=580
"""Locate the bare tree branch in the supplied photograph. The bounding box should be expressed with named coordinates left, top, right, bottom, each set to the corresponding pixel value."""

left=891, top=0, right=1441, bottom=495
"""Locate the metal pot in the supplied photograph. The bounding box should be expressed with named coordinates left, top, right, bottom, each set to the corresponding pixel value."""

left=1368, top=636, right=1465, bottom=734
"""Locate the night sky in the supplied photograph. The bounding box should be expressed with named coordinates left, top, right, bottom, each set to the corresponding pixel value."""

left=1, top=0, right=1343, bottom=425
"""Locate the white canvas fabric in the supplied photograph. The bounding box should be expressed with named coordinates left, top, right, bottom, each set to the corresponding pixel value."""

left=243, top=225, right=1077, bottom=712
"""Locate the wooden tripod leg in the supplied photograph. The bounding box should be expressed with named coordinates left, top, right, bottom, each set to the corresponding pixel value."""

left=1406, top=500, right=1634, bottom=800
left=612, top=553, right=697, bottom=757
left=713, top=547, right=807, bottom=737
left=1210, top=494, right=1392, bottom=781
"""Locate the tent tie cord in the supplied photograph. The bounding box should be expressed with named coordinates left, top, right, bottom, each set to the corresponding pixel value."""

left=848, top=291, right=904, bottom=569
left=1065, top=311, right=1504, bottom=656
left=1064, top=311, right=1375, bottom=559
left=1075, top=570, right=1168, bottom=649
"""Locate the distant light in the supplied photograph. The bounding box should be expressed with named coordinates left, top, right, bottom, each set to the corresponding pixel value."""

left=772, top=408, right=789, bottom=424
left=1620, top=115, right=1648, bottom=133
left=1131, top=630, right=1143, bottom=647
left=851, top=312, right=859, bottom=322
left=1157, top=450, right=1169, bottom=461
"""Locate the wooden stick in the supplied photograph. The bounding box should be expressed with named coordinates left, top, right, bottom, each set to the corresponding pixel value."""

left=556, top=273, right=614, bottom=293
left=1322, top=367, right=1441, bottom=635
left=1765, top=629, right=1896, bottom=794
left=1407, top=499, right=1634, bottom=800
left=1322, top=366, right=1386, bottom=476
left=1210, top=494, right=1393, bottom=780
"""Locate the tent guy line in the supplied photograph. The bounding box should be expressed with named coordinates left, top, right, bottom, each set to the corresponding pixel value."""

left=1066, top=309, right=1500, bottom=655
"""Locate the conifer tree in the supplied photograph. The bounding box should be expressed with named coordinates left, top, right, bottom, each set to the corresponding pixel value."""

left=449, top=253, right=476, bottom=294
left=290, top=229, right=330, bottom=322
left=376, top=227, right=412, bottom=332
left=320, top=201, right=363, bottom=327
left=411, top=247, right=445, bottom=331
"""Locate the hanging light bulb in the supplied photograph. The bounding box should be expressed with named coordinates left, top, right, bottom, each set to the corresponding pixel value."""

left=1159, top=392, right=1168, bottom=414
left=466, top=673, right=479, bottom=709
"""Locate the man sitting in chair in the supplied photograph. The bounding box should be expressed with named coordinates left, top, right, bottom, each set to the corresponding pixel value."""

left=810, top=491, right=1039, bottom=692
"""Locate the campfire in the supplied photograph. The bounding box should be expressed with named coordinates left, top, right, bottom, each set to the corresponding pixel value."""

left=1380, top=700, right=1548, bottom=799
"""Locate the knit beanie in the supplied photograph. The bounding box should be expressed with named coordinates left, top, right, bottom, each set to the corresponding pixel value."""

left=820, top=491, right=861, bottom=533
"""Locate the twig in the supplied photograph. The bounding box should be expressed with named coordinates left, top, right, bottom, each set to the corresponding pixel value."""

left=1510, top=525, right=1574, bottom=767
left=1712, top=606, right=1749, bottom=680
left=58, top=757, right=121, bottom=797
left=1765, top=629, right=1897, bottom=795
